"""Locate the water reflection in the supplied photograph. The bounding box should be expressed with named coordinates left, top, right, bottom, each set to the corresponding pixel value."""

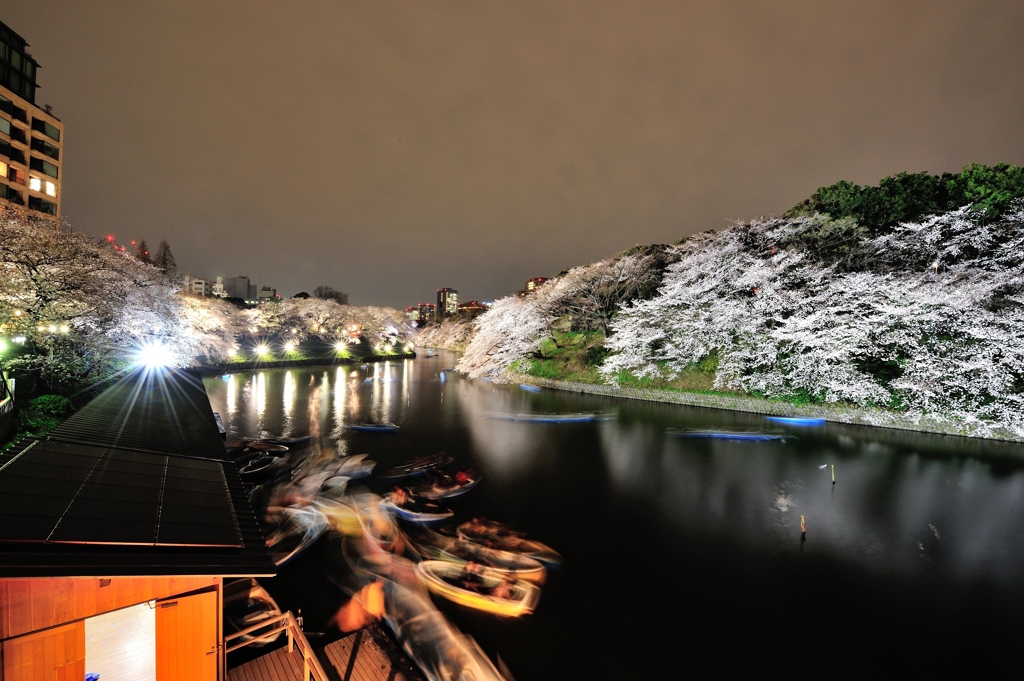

left=206, top=354, right=1024, bottom=677
left=225, top=372, right=237, bottom=415
left=282, top=370, right=295, bottom=434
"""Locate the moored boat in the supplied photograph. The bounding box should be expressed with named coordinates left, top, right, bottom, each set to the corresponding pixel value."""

left=408, top=528, right=546, bottom=583
left=266, top=505, right=329, bottom=566
left=416, top=561, right=541, bottom=617
left=239, top=455, right=276, bottom=481
left=411, top=470, right=482, bottom=500
left=457, top=520, right=561, bottom=567
left=766, top=416, right=826, bottom=426
left=347, top=422, right=400, bottom=433
left=223, top=578, right=283, bottom=647
left=380, top=494, right=454, bottom=524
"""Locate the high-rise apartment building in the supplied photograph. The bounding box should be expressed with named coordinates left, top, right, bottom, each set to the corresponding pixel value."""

left=436, top=288, right=458, bottom=319
left=0, top=20, right=64, bottom=220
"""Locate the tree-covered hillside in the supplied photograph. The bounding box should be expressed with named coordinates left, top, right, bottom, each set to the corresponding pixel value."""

left=451, top=164, right=1024, bottom=437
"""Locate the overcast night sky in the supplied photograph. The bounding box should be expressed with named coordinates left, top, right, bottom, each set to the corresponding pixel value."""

left=5, top=1, right=1024, bottom=307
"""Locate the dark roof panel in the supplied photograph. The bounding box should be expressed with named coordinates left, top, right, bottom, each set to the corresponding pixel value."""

left=0, top=367, right=275, bottom=577
left=48, top=367, right=228, bottom=460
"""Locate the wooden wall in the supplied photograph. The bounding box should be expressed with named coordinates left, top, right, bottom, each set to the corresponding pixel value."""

left=0, top=576, right=219, bottom=640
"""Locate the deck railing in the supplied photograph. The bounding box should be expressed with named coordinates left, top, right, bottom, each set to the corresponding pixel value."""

left=225, top=611, right=330, bottom=681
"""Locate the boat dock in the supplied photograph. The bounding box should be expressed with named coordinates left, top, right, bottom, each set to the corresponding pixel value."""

left=227, top=613, right=421, bottom=681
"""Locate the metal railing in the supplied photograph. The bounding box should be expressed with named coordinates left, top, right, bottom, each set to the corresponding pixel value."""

left=225, top=611, right=330, bottom=681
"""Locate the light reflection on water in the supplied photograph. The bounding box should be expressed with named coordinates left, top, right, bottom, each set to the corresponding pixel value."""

left=205, top=354, right=1024, bottom=676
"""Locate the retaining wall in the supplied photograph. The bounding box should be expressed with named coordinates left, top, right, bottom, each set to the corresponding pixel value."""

left=518, top=375, right=1024, bottom=444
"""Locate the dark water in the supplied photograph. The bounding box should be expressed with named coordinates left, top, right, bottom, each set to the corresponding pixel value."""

left=205, top=353, right=1024, bottom=678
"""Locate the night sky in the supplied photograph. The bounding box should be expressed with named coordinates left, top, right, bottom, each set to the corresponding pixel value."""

left=6, top=2, right=1024, bottom=307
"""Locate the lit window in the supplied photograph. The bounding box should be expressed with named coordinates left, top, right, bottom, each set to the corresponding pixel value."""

left=29, top=177, right=42, bottom=192
left=44, top=181, right=55, bottom=197
left=0, top=161, right=6, bottom=177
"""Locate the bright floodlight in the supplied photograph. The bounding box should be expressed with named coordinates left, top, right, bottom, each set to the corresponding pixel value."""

left=138, top=342, right=174, bottom=368
left=256, top=344, right=270, bottom=356
left=335, top=341, right=347, bottom=351
left=284, top=341, right=295, bottom=352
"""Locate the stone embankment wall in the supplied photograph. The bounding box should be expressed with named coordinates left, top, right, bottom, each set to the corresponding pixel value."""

left=518, top=375, right=1024, bottom=444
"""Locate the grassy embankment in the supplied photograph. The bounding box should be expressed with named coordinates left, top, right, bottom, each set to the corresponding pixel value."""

left=512, top=328, right=868, bottom=410
left=512, top=329, right=745, bottom=396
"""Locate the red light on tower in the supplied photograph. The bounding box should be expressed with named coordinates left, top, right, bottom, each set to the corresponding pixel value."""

left=106, top=235, right=114, bottom=242
left=131, top=240, right=136, bottom=246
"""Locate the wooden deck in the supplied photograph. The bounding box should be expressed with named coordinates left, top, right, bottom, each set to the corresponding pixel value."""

left=227, top=628, right=419, bottom=681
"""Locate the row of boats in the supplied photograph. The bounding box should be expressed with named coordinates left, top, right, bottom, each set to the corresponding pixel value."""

left=223, top=434, right=559, bottom=681
left=233, top=439, right=558, bottom=619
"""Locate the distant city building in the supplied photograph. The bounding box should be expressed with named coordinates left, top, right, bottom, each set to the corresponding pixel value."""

left=457, top=300, right=487, bottom=318
left=183, top=275, right=213, bottom=297
left=257, top=285, right=278, bottom=303
left=417, top=302, right=436, bottom=322
left=405, top=306, right=420, bottom=321
left=518, top=277, right=549, bottom=297
left=0, top=20, right=64, bottom=220
left=214, top=275, right=259, bottom=303
left=436, top=288, right=458, bottom=319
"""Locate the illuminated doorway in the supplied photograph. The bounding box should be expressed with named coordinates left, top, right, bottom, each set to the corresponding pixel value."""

left=85, top=601, right=156, bottom=681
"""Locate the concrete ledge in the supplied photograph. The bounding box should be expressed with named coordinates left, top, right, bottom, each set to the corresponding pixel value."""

left=202, top=353, right=416, bottom=373
left=517, top=375, right=1024, bottom=444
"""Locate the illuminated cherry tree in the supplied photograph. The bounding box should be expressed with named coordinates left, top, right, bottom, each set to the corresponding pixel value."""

left=602, top=206, right=1024, bottom=436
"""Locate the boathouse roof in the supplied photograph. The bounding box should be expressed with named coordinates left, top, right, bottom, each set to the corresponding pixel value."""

left=0, top=367, right=275, bottom=578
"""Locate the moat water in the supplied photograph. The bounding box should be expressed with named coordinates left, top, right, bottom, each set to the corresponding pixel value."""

left=205, top=353, right=1024, bottom=677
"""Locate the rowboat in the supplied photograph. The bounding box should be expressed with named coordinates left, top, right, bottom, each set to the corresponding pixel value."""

left=239, top=456, right=276, bottom=481
left=334, top=453, right=376, bottom=479
left=266, top=506, right=329, bottom=566
left=442, top=541, right=544, bottom=579
left=766, top=416, right=826, bottom=426
left=411, top=471, right=482, bottom=500
left=223, top=578, right=282, bottom=647
left=347, top=422, right=400, bottom=433
left=408, top=530, right=546, bottom=584
left=457, top=521, right=562, bottom=567
left=415, top=561, right=541, bottom=617
left=380, top=495, right=454, bottom=524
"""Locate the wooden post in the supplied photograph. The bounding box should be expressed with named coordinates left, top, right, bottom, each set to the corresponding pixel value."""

left=800, top=514, right=807, bottom=539
left=831, top=464, right=835, bottom=485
